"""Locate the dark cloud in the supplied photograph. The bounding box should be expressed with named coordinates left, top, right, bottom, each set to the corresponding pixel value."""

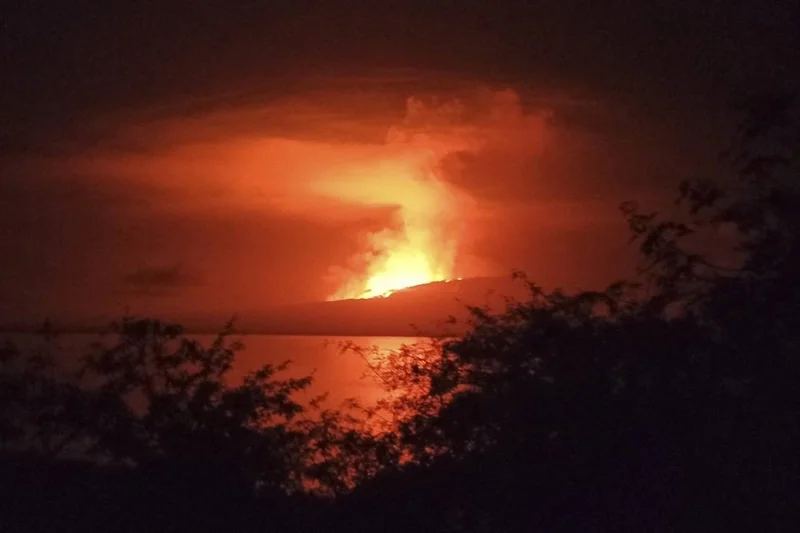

left=121, top=264, right=203, bottom=296
left=3, top=0, right=797, bottom=155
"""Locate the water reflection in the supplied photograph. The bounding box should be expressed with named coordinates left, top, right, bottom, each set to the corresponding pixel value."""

left=198, top=334, right=420, bottom=408
left=1, top=332, right=422, bottom=409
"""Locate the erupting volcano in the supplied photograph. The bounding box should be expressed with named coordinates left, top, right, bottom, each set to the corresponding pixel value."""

left=320, top=160, right=462, bottom=301
left=314, top=96, right=474, bottom=301
left=351, top=230, right=455, bottom=299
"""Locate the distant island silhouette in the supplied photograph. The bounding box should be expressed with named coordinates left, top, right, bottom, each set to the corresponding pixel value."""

left=0, top=277, right=529, bottom=337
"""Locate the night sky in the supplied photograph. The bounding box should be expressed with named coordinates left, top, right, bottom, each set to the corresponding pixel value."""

left=1, top=0, right=798, bottom=326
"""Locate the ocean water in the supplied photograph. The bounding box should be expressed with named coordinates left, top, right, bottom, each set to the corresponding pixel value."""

left=206, top=334, right=421, bottom=406
left=2, top=333, right=422, bottom=408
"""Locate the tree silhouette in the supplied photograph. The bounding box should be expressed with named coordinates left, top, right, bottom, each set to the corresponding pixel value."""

left=339, top=92, right=800, bottom=532
left=1, top=317, right=332, bottom=532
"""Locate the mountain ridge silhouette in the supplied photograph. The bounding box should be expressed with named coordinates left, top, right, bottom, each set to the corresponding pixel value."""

left=1, top=277, right=528, bottom=336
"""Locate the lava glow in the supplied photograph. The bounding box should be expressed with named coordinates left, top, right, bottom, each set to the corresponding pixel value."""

left=359, top=247, right=446, bottom=298
left=340, top=221, right=454, bottom=299
left=319, top=159, right=461, bottom=301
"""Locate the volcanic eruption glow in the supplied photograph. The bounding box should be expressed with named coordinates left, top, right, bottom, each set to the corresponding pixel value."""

left=311, top=90, right=536, bottom=300
left=358, top=239, right=448, bottom=298
left=319, top=159, right=462, bottom=300
left=303, top=93, right=484, bottom=301
left=339, top=209, right=456, bottom=299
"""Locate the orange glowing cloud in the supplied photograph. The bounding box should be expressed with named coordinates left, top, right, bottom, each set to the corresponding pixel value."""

left=60, top=81, right=551, bottom=301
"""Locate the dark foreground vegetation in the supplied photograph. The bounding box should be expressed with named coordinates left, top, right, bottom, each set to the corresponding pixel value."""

left=2, top=94, right=800, bottom=532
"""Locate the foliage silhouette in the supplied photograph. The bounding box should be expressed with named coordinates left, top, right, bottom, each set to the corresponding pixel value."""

left=336, top=92, right=800, bottom=532
left=1, top=318, right=339, bottom=532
